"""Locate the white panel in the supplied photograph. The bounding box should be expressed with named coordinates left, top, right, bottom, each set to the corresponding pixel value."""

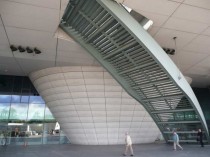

left=6, top=27, right=57, bottom=52
left=90, top=104, right=106, bottom=111
left=83, top=72, right=103, bottom=78
left=74, top=98, right=89, bottom=105
left=88, top=92, right=105, bottom=98
left=184, top=0, right=210, bottom=10
left=104, top=79, right=119, bottom=85
left=105, top=92, right=121, bottom=98
left=85, top=79, right=104, bottom=85
left=82, top=123, right=95, bottom=129
left=93, top=117, right=106, bottom=122
left=71, top=92, right=88, bottom=98
left=69, top=85, right=86, bottom=92
left=82, top=66, right=104, bottom=72
left=163, top=17, right=208, bottom=34
left=4, top=0, right=60, bottom=9
left=106, top=98, right=121, bottom=104
left=105, top=86, right=122, bottom=92
left=63, top=72, right=83, bottom=79
left=66, top=79, right=85, bottom=86
left=0, top=26, right=8, bottom=45
left=124, top=0, right=179, bottom=16
left=86, top=85, right=104, bottom=92
left=202, top=27, right=210, bottom=36
left=89, top=98, right=105, bottom=104
left=154, top=28, right=197, bottom=49
left=172, top=4, right=210, bottom=24
left=75, top=105, right=91, bottom=111
left=80, top=117, right=93, bottom=123
left=184, top=35, right=210, bottom=54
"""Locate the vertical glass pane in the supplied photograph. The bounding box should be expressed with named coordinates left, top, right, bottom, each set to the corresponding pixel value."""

left=0, top=123, right=10, bottom=146
left=11, top=95, right=21, bottom=103
left=9, top=124, right=27, bottom=145
left=26, top=124, right=43, bottom=145
left=0, top=95, right=11, bottom=103
left=60, top=130, right=70, bottom=144
left=44, top=107, right=55, bottom=122
left=9, top=103, right=28, bottom=122
left=29, top=96, right=44, bottom=104
left=43, top=123, right=59, bottom=144
left=0, top=103, right=10, bottom=122
left=27, top=103, right=45, bottom=122
left=21, top=96, right=29, bottom=103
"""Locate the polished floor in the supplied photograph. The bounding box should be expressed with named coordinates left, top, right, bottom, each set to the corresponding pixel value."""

left=0, top=143, right=209, bottom=157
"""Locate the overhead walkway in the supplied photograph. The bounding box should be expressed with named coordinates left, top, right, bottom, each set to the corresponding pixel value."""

left=60, top=0, right=209, bottom=142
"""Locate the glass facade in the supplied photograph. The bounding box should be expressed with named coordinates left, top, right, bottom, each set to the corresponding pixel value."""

left=0, top=75, right=69, bottom=145
left=193, top=88, right=210, bottom=131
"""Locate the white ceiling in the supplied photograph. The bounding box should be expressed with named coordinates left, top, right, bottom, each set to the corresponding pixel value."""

left=0, top=0, right=210, bottom=88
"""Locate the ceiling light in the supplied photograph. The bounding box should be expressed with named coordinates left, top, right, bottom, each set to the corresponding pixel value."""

left=8, top=123, right=24, bottom=126
left=10, top=45, right=17, bottom=52
left=26, top=47, right=33, bottom=53
left=34, top=48, right=41, bottom=54
left=122, top=4, right=132, bottom=13
left=163, top=48, right=175, bottom=55
left=143, top=20, right=153, bottom=30
left=18, top=46, right=25, bottom=52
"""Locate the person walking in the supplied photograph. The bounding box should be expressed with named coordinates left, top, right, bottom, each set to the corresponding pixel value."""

left=123, top=132, right=134, bottom=156
left=172, top=131, right=183, bottom=151
left=197, top=129, right=204, bottom=147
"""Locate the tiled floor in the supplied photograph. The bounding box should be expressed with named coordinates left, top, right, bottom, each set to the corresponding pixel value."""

left=0, top=143, right=209, bottom=157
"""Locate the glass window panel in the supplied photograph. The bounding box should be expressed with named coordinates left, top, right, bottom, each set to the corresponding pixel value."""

left=9, top=103, right=28, bottom=122
left=60, top=130, right=70, bottom=144
left=0, top=95, right=11, bottom=103
left=26, top=124, right=43, bottom=145
left=11, top=95, right=21, bottom=103
left=43, top=123, right=59, bottom=144
left=29, top=96, right=44, bottom=104
left=0, top=103, right=10, bottom=122
left=0, top=123, right=10, bottom=146
left=21, top=96, right=29, bottom=103
left=44, top=107, right=55, bottom=122
left=27, top=103, right=45, bottom=122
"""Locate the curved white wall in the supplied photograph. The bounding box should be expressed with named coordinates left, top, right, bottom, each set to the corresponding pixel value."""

left=30, top=66, right=160, bottom=145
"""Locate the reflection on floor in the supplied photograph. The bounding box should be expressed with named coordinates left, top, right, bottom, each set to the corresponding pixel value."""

left=0, top=143, right=210, bottom=157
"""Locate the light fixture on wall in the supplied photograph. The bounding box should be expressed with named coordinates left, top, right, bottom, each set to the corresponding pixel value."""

left=10, top=45, right=18, bottom=52
left=18, top=46, right=25, bottom=52
left=9, top=45, right=42, bottom=55
left=34, top=48, right=41, bottom=54
left=163, top=48, right=175, bottom=55
left=26, top=47, right=33, bottom=53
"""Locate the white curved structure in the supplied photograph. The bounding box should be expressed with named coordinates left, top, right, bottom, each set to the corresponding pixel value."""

left=30, top=66, right=160, bottom=145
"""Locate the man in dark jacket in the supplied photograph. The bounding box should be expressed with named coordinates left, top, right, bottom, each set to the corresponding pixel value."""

left=197, top=129, right=204, bottom=147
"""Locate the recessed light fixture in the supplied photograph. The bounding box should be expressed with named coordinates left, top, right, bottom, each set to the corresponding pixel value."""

left=143, top=20, right=153, bottom=30
left=10, top=45, right=18, bottom=51
left=18, top=46, right=25, bottom=52
left=34, top=48, right=41, bottom=54
left=9, top=45, right=42, bottom=55
left=26, top=47, right=33, bottom=53
left=122, top=4, right=132, bottom=13
left=163, top=48, right=175, bottom=55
